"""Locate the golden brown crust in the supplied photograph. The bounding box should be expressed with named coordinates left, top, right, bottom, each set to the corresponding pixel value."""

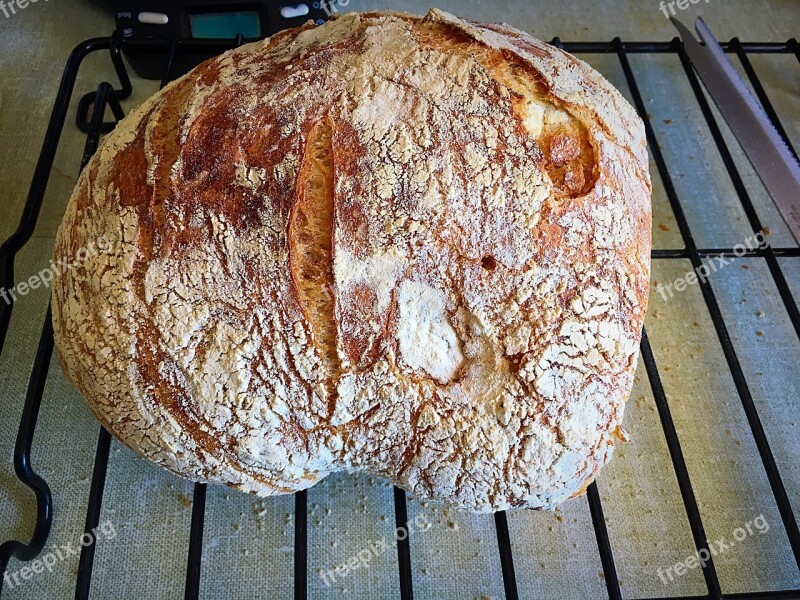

left=52, top=9, right=650, bottom=512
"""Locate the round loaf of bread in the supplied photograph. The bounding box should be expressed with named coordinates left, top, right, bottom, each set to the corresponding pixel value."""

left=52, top=9, right=651, bottom=512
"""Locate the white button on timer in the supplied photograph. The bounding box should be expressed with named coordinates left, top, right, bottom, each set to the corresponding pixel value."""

left=138, top=11, right=169, bottom=25
left=280, top=4, right=309, bottom=19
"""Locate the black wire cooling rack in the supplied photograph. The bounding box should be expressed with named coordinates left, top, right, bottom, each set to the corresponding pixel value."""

left=0, top=29, right=798, bottom=600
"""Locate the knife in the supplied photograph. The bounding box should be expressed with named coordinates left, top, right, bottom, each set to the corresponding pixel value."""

left=671, top=16, right=800, bottom=243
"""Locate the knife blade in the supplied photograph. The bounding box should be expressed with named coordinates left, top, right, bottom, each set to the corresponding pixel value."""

left=671, top=16, right=800, bottom=243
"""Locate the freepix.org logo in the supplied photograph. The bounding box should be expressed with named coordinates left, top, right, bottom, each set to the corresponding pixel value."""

left=4, top=520, right=116, bottom=590
left=0, top=0, right=48, bottom=19
left=658, top=0, right=711, bottom=19
left=0, top=235, right=114, bottom=306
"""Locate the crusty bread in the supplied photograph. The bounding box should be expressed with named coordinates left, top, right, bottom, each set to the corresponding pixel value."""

left=52, top=9, right=651, bottom=512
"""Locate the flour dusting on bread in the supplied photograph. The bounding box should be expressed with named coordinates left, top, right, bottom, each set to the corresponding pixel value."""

left=52, top=9, right=650, bottom=511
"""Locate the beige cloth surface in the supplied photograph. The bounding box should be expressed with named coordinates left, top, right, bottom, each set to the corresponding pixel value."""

left=0, top=0, right=798, bottom=598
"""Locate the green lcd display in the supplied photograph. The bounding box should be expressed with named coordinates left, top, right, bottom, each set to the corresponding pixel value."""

left=189, top=11, right=261, bottom=39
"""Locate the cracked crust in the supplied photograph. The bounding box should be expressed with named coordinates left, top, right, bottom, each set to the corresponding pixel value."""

left=52, top=9, right=651, bottom=512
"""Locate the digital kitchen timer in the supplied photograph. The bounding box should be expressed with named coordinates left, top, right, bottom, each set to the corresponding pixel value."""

left=90, top=1, right=334, bottom=78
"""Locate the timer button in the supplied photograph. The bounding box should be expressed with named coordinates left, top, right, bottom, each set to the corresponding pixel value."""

left=138, top=11, right=169, bottom=25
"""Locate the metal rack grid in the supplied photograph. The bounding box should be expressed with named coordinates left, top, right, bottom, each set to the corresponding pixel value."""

left=0, top=30, right=798, bottom=600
